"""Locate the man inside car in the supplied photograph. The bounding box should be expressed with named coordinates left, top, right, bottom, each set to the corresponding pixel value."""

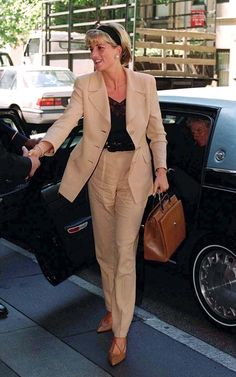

left=168, top=117, right=211, bottom=223
left=0, top=119, right=41, bottom=318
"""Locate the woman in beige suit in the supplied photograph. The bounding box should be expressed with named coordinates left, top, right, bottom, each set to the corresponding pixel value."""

left=29, top=23, right=169, bottom=366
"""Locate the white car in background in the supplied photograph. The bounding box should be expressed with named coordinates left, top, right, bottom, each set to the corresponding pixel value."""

left=0, top=65, right=75, bottom=131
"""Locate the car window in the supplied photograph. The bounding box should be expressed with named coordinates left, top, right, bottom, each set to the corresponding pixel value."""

left=0, top=53, right=13, bottom=67
left=0, top=70, right=16, bottom=89
left=159, top=106, right=216, bottom=225
left=59, top=40, right=86, bottom=50
left=27, top=38, right=40, bottom=55
left=11, top=76, right=17, bottom=90
left=24, top=70, right=75, bottom=88
left=160, top=107, right=214, bottom=177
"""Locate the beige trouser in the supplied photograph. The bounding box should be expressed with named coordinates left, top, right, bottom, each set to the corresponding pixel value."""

left=88, top=149, right=147, bottom=337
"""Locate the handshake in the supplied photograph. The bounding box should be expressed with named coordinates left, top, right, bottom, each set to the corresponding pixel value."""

left=22, top=139, right=41, bottom=178
left=22, top=138, right=53, bottom=179
left=22, top=145, right=40, bottom=178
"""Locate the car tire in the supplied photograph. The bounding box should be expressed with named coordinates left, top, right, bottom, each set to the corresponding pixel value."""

left=192, top=243, right=236, bottom=328
left=10, top=105, right=24, bottom=121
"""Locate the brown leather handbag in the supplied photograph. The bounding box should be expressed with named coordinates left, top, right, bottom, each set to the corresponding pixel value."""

left=144, top=194, right=186, bottom=262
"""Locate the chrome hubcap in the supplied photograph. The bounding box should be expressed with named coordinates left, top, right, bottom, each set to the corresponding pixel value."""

left=198, top=246, right=236, bottom=320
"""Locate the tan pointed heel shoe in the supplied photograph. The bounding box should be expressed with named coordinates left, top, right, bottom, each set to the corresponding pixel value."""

left=97, top=312, right=112, bottom=333
left=108, top=337, right=127, bottom=366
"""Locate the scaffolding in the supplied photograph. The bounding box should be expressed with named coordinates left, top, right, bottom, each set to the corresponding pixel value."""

left=41, top=0, right=216, bottom=89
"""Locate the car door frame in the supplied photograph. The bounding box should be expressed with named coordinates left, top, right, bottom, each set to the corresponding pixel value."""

left=159, top=102, right=220, bottom=267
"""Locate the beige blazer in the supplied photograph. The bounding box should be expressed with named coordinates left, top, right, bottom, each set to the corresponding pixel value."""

left=43, top=68, right=167, bottom=203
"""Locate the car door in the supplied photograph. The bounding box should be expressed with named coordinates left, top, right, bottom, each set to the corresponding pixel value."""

left=198, top=104, right=236, bottom=236
left=0, top=110, right=95, bottom=285
left=0, top=109, right=30, bottom=225
left=159, top=102, right=217, bottom=227
left=33, top=121, right=95, bottom=285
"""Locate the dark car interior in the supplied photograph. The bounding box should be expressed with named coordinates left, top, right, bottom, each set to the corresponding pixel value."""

left=160, top=104, right=217, bottom=227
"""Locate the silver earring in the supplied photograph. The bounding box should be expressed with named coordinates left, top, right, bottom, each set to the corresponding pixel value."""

left=115, top=55, right=120, bottom=59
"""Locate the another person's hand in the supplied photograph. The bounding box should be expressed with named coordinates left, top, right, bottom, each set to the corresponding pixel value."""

left=22, top=146, right=41, bottom=177
left=24, top=138, right=42, bottom=150
left=153, top=168, right=169, bottom=195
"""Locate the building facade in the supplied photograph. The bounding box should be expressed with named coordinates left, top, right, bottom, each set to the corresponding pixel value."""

left=141, top=0, right=235, bottom=86
left=7, top=0, right=236, bottom=87
left=216, top=0, right=236, bottom=86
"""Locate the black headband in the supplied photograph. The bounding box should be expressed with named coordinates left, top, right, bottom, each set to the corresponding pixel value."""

left=96, top=25, right=121, bottom=46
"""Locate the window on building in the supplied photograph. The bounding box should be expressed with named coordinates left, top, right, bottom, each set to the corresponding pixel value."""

left=192, top=1, right=205, bottom=4
left=216, top=49, right=230, bottom=86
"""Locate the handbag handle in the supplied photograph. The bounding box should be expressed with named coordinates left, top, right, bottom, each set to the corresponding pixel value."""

left=152, top=191, right=170, bottom=211
left=146, top=192, right=171, bottom=222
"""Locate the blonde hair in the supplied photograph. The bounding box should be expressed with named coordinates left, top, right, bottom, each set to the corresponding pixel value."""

left=85, top=22, right=132, bottom=65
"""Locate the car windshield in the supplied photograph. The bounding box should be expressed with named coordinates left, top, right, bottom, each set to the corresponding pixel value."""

left=23, top=70, right=75, bottom=88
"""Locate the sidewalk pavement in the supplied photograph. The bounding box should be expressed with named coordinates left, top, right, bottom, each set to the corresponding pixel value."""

left=0, top=238, right=235, bottom=377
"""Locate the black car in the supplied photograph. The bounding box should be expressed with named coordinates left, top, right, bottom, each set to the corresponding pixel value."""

left=158, top=86, right=236, bottom=329
left=1, top=84, right=236, bottom=331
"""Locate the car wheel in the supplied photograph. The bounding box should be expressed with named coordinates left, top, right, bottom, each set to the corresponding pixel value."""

left=10, top=105, right=25, bottom=122
left=192, top=244, right=236, bottom=328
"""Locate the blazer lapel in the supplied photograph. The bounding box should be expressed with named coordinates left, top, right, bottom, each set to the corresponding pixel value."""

left=88, top=69, right=146, bottom=136
left=88, top=71, right=111, bottom=127
left=125, top=68, right=146, bottom=133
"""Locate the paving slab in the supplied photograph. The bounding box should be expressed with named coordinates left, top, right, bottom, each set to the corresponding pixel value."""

left=0, top=272, right=108, bottom=338
left=0, top=239, right=235, bottom=377
left=65, top=320, right=236, bottom=377
left=0, top=248, right=138, bottom=339
left=0, top=242, right=111, bottom=376
left=0, top=360, right=20, bottom=377
left=0, top=326, right=111, bottom=377
left=0, top=245, right=40, bottom=280
left=0, top=300, right=36, bottom=334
